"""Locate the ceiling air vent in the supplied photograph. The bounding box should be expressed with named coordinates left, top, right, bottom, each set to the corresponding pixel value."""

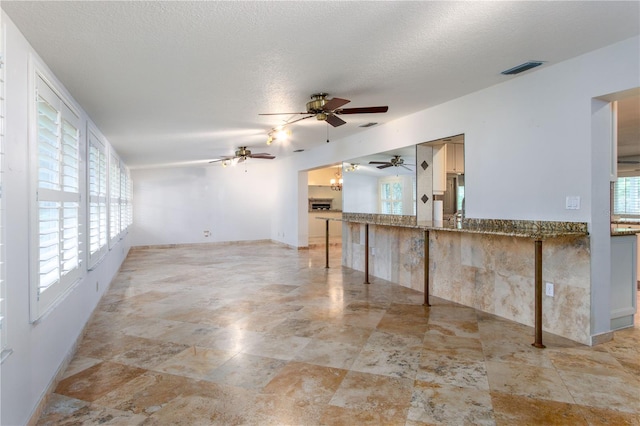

left=501, top=61, right=545, bottom=75
left=359, top=122, right=378, bottom=128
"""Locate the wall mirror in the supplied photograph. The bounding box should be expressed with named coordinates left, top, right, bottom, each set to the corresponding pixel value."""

left=416, top=134, right=465, bottom=222
left=342, top=146, right=416, bottom=215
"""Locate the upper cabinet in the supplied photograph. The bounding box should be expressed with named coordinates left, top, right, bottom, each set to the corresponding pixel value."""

left=446, top=143, right=465, bottom=174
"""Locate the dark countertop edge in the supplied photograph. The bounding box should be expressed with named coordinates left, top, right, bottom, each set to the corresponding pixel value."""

left=315, top=217, right=588, bottom=240
left=309, top=210, right=342, bottom=213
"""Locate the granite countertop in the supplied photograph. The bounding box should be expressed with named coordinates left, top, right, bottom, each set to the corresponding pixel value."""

left=320, top=213, right=589, bottom=240
left=611, top=227, right=640, bottom=236
left=610, top=219, right=640, bottom=236
left=611, top=218, right=640, bottom=224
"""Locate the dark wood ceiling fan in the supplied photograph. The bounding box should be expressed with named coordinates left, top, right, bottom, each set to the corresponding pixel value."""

left=209, top=146, right=275, bottom=164
left=259, top=93, right=388, bottom=127
left=369, top=155, right=414, bottom=170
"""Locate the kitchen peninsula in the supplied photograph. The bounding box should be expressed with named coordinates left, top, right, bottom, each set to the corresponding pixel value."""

left=324, top=213, right=595, bottom=345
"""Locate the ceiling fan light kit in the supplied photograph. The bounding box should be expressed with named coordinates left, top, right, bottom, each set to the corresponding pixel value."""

left=266, top=127, right=291, bottom=145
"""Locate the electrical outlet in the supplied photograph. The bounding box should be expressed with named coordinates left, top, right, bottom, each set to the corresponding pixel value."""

left=545, top=282, right=554, bottom=297
left=203, top=230, right=210, bottom=237
left=371, top=247, right=376, bottom=256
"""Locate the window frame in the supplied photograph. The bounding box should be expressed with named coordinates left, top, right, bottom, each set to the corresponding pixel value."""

left=29, top=65, right=84, bottom=322
left=87, top=126, right=108, bottom=268
left=379, top=176, right=404, bottom=215
left=613, top=175, right=640, bottom=218
left=108, top=151, right=121, bottom=247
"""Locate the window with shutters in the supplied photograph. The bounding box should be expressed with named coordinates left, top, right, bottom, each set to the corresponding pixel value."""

left=31, top=74, right=82, bottom=321
left=380, top=178, right=403, bottom=215
left=109, top=153, right=121, bottom=245
left=613, top=176, right=640, bottom=216
left=126, top=170, right=133, bottom=228
left=119, top=166, right=127, bottom=233
left=88, top=130, right=108, bottom=267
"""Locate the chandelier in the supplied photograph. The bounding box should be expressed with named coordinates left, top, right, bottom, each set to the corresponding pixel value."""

left=330, top=172, right=343, bottom=191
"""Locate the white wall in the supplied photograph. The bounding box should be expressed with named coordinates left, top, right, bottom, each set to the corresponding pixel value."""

left=1, top=13, right=132, bottom=426
left=131, top=162, right=276, bottom=246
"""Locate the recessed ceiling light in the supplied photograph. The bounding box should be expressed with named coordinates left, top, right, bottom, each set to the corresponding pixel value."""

left=501, top=61, right=545, bottom=75
left=359, top=122, right=378, bottom=128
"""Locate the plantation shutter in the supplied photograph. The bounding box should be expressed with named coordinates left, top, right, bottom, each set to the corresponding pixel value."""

left=88, top=131, right=108, bottom=267
left=33, top=76, right=81, bottom=319
left=109, top=153, right=121, bottom=244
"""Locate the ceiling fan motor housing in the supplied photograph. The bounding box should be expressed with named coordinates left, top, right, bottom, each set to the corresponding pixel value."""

left=306, top=93, right=328, bottom=114
left=236, top=147, right=250, bottom=157
left=391, top=155, right=404, bottom=166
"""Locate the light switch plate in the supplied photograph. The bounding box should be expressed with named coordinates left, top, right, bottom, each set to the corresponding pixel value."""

left=565, top=196, right=580, bottom=210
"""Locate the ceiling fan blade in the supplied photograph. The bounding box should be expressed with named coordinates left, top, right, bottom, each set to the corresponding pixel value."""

left=377, top=164, right=393, bottom=169
left=369, top=161, right=391, bottom=165
left=286, top=115, right=315, bottom=125
left=249, top=154, right=276, bottom=159
left=322, top=97, right=350, bottom=111
left=336, top=106, right=389, bottom=115
left=326, top=114, right=346, bottom=127
left=400, top=165, right=413, bottom=171
left=209, top=156, right=234, bottom=163
left=259, top=112, right=308, bottom=116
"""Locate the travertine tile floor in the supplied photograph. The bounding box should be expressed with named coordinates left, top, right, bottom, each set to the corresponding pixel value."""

left=38, top=242, right=639, bottom=425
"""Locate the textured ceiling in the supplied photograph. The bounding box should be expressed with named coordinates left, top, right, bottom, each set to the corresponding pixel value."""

left=2, top=1, right=639, bottom=169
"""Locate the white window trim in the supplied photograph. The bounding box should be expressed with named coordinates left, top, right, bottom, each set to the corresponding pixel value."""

left=108, top=150, right=121, bottom=248
left=29, top=60, right=84, bottom=322
left=613, top=175, right=640, bottom=218
left=87, top=125, right=108, bottom=269
left=379, top=176, right=401, bottom=215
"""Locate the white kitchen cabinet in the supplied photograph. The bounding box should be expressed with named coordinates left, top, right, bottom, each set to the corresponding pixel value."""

left=610, top=234, right=637, bottom=330
left=445, top=143, right=465, bottom=174
left=432, top=144, right=447, bottom=195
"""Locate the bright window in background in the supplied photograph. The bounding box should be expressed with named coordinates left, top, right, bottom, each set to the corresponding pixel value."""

left=380, top=178, right=403, bottom=215
left=614, top=176, right=640, bottom=216
left=31, top=74, right=82, bottom=321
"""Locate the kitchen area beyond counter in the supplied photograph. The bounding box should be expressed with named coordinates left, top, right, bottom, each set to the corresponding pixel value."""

left=307, top=168, right=344, bottom=245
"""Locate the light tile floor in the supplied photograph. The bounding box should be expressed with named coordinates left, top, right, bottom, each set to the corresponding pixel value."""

left=37, top=242, right=640, bottom=425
